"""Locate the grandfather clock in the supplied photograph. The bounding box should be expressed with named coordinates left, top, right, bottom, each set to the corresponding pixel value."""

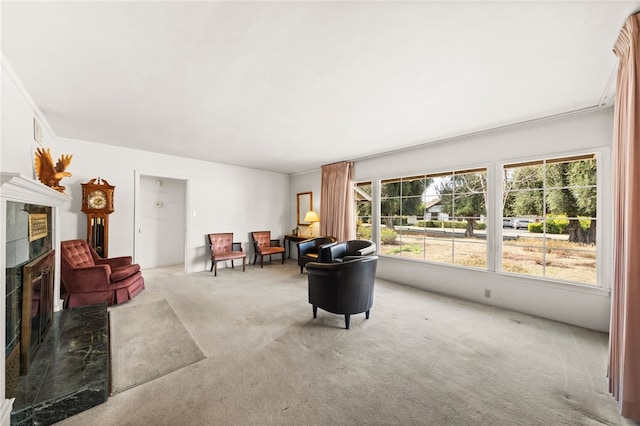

left=81, top=178, right=115, bottom=257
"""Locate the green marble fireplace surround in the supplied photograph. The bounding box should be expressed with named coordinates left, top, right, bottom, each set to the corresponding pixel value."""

left=10, top=304, right=109, bottom=425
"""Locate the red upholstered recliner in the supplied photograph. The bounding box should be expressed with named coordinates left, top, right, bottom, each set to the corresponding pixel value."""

left=60, top=239, right=145, bottom=308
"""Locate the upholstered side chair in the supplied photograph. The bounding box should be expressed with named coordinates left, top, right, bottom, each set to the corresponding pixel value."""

left=250, top=231, right=285, bottom=268
left=208, top=233, right=246, bottom=277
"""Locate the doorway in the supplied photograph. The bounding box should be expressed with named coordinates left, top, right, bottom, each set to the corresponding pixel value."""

left=134, top=172, right=189, bottom=270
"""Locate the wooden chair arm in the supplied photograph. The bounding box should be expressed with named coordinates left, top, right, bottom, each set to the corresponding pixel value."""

left=270, top=239, right=281, bottom=247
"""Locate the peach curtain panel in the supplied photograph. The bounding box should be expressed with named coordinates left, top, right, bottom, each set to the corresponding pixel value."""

left=319, top=161, right=355, bottom=242
left=609, top=13, right=640, bottom=422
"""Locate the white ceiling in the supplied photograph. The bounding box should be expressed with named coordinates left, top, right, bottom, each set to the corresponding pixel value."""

left=2, top=1, right=639, bottom=174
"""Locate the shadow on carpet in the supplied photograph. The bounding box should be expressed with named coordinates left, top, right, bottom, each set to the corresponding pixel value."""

left=109, top=299, right=206, bottom=395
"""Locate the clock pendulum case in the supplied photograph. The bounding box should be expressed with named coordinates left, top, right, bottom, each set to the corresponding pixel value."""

left=81, top=178, right=115, bottom=257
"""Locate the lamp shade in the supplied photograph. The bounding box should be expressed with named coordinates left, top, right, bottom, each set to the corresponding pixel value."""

left=303, top=210, right=320, bottom=223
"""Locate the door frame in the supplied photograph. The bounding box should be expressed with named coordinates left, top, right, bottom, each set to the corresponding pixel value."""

left=133, top=170, right=191, bottom=272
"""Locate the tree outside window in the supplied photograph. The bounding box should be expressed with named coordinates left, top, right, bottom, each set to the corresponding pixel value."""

left=502, top=154, right=597, bottom=284
left=355, top=181, right=372, bottom=240
left=379, top=170, right=487, bottom=269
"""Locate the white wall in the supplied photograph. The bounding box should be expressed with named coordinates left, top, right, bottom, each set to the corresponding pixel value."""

left=355, top=109, right=614, bottom=179
left=1, top=63, right=56, bottom=177
left=291, top=108, right=615, bottom=331
left=54, top=138, right=290, bottom=272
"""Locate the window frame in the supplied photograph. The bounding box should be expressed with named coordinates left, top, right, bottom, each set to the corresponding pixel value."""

left=499, top=150, right=606, bottom=289
left=377, top=166, right=489, bottom=270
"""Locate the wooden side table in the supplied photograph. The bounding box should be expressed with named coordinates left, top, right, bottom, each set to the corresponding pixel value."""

left=284, top=234, right=308, bottom=258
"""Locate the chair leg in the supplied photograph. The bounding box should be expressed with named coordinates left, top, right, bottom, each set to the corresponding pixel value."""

left=214, top=261, right=217, bottom=277
left=313, top=305, right=317, bottom=318
left=242, top=257, right=246, bottom=272
left=260, top=255, right=264, bottom=268
left=210, top=260, right=214, bottom=272
left=345, top=314, right=351, bottom=330
left=231, top=260, right=234, bottom=269
left=300, top=265, right=303, bottom=273
left=281, top=253, right=285, bottom=264
left=366, top=310, right=370, bottom=319
left=253, top=254, right=257, bottom=265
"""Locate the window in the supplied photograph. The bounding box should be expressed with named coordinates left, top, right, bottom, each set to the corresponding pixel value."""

left=379, top=168, right=488, bottom=269
left=355, top=181, right=372, bottom=240
left=502, top=154, right=597, bottom=285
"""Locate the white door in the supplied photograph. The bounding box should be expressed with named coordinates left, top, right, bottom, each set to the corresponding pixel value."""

left=138, top=176, right=186, bottom=268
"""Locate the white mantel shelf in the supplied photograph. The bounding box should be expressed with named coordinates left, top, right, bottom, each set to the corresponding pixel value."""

left=0, top=173, right=71, bottom=205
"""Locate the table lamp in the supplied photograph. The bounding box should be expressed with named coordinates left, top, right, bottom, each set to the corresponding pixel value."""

left=303, top=210, right=320, bottom=237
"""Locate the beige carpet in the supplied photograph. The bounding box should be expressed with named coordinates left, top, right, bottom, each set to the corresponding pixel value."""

left=58, top=261, right=636, bottom=426
left=109, top=298, right=206, bottom=394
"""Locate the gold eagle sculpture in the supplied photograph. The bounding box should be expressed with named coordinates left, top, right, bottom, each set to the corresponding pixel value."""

left=34, top=147, right=73, bottom=193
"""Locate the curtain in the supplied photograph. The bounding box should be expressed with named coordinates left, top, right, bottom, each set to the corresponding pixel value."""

left=609, top=13, right=640, bottom=422
left=319, top=161, right=354, bottom=242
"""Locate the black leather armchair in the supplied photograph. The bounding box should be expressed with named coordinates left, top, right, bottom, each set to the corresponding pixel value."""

left=319, top=239, right=376, bottom=263
left=306, top=256, right=378, bottom=329
left=297, top=236, right=337, bottom=273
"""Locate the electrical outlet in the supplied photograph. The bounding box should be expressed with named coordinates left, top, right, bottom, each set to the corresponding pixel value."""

left=484, top=289, right=491, bottom=298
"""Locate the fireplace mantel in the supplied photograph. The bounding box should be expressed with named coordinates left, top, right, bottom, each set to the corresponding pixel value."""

left=0, top=173, right=70, bottom=206
left=1, top=171, right=72, bottom=314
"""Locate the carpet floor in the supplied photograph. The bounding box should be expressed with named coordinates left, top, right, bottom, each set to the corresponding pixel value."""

left=57, top=260, right=635, bottom=425
left=109, top=298, right=206, bottom=394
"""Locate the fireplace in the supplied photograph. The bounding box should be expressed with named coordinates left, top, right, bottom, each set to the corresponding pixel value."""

left=4, top=202, right=56, bottom=396
left=1, top=173, right=70, bottom=408
left=1, top=175, right=111, bottom=424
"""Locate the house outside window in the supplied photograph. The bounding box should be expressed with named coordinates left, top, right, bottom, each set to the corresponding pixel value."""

left=355, top=181, right=372, bottom=240
left=502, top=154, right=597, bottom=285
left=379, top=168, right=488, bottom=269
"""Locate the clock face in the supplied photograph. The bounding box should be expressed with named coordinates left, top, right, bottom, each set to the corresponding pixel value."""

left=88, top=190, right=107, bottom=209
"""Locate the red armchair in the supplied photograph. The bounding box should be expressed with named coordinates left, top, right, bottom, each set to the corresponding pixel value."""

left=250, top=231, right=285, bottom=268
left=60, top=239, right=145, bottom=308
left=208, top=233, right=246, bottom=276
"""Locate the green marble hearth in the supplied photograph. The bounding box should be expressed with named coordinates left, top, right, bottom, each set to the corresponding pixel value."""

left=10, top=303, right=109, bottom=426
